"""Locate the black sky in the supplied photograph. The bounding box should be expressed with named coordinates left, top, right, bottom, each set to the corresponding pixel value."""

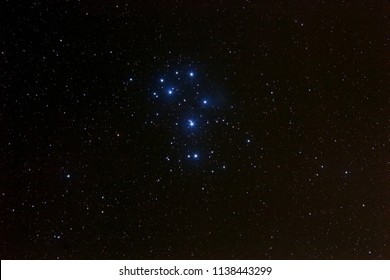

left=1, top=0, right=389, bottom=259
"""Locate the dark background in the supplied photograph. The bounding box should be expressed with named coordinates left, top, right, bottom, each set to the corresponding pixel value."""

left=1, top=0, right=389, bottom=259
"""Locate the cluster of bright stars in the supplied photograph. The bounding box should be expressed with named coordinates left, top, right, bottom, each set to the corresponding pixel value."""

left=131, top=68, right=254, bottom=170
left=149, top=70, right=207, bottom=161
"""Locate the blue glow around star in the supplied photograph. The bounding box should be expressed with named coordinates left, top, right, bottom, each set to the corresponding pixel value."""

left=187, top=153, right=199, bottom=159
left=188, top=119, right=195, bottom=127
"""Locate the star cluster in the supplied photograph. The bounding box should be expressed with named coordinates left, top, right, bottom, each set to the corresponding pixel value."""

left=145, top=68, right=241, bottom=171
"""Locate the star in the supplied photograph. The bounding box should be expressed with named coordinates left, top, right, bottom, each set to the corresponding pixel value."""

left=160, top=78, right=164, bottom=83
left=203, top=100, right=208, bottom=105
left=188, top=119, right=195, bottom=127
left=189, top=72, right=194, bottom=77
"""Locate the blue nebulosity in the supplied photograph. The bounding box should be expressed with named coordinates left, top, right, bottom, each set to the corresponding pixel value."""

left=149, top=69, right=225, bottom=164
left=150, top=69, right=207, bottom=161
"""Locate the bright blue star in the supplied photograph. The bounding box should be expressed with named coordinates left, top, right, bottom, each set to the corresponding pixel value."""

left=160, top=78, right=164, bottom=83
left=193, top=153, right=198, bottom=159
left=189, top=72, right=194, bottom=77
left=188, top=119, right=195, bottom=127
left=165, top=87, right=175, bottom=95
left=203, top=100, right=208, bottom=105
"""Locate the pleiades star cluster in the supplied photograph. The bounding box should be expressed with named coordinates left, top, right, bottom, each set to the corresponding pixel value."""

left=1, top=0, right=389, bottom=259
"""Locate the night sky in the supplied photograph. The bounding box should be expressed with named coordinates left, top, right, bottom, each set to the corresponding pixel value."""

left=1, top=0, right=389, bottom=259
